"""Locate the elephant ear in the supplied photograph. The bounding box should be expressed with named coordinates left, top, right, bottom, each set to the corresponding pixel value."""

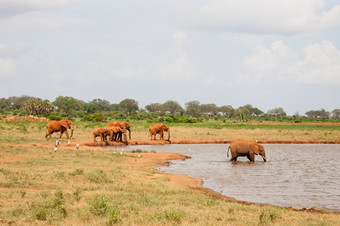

left=60, top=121, right=69, bottom=129
left=249, top=143, right=260, bottom=154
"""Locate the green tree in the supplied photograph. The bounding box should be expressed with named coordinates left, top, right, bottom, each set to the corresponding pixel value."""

left=185, top=101, right=201, bottom=117
left=237, top=105, right=252, bottom=121
left=200, top=104, right=218, bottom=116
left=145, top=103, right=162, bottom=112
left=220, top=105, right=234, bottom=117
left=119, top=99, right=139, bottom=115
left=305, top=109, right=330, bottom=119
left=82, top=103, right=99, bottom=114
left=22, top=98, right=54, bottom=115
left=90, top=99, right=111, bottom=111
left=162, top=100, right=183, bottom=114
left=52, top=96, right=82, bottom=116
left=0, top=98, right=11, bottom=113
left=7, top=95, right=32, bottom=110
left=267, top=107, right=286, bottom=118
left=331, top=109, right=340, bottom=119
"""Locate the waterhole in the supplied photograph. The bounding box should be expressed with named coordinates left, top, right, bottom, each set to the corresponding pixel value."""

left=119, top=144, right=340, bottom=212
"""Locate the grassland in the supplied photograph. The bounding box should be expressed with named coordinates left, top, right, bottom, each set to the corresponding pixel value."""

left=0, top=120, right=339, bottom=225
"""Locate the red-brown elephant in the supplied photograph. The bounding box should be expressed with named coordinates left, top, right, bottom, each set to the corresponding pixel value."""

left=93, top=127, right=108, bottom=142
left=106, top=121, right=131, bottom=140
left=45, top=120, right=74, bottom=139
left=149, top=123, right=170, bottom=141
left=227, top=140, right=267, bottom=162
left=104, top=126, right=127, bottom=144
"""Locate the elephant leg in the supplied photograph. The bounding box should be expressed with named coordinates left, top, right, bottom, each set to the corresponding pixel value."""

left=248, top=153, right=255, bottom=162
left=230, top=153, right=238, bottom=161
left=59, top=131, right=64, bottom=138
left=64, top=130, right=69, bottom=139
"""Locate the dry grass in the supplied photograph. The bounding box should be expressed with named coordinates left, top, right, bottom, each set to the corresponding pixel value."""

left=0, top=121, right=339, bottom=225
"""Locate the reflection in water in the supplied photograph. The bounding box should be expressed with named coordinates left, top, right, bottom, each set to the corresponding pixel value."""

left=118, top=144, right=340, bottom=212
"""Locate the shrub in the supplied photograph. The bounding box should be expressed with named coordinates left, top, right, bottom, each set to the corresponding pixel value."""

left=157, top=208, right=185, bottom=224
left=48, top=113, right=62, bottom=121
left=31, top=189, right=67, bottom=221
left=88, top=194, right=109, bottom=216
left=83, top=113, right=106, bottom=122
left=107, top=205, right=120, bottom=224
left=259, top=209, right=281, bottom=224
left=164, top=116, right=174, bottom=123
left=86, top=169, right=112, bottom=183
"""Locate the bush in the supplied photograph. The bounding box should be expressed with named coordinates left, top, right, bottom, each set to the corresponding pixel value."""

left=31, top=189, right=67, bottom=221
left=88, top=194, right=109, bottom=216
left=86, top=169, right=112, bottom=183
left=83, top=113, right=106, bottom=122
left=48, top=113, right=63, bottom=121
left=107, top=205, right=120, bottom=224
left=87, top=193, right=120, bottom=224
left=164, top=116, right=175, bottom=123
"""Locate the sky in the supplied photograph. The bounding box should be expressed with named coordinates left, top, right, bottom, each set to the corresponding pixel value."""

left=0, top=0, right=340, bottom=115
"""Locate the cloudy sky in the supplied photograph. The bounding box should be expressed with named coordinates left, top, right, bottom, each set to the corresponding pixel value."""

left=1, top=0, right=339, bottom=115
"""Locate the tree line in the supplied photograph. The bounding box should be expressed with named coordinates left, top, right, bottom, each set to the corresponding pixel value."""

left=0, top=95, right=339, bottom=122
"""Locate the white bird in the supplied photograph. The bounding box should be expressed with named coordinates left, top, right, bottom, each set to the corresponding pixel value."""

left=54, top=147, right=58, bottom=152
left=55, top=139, right=59, bottom=147
left=137, top=155, right=141, bottom=158
left=76, top=144, right=79, bottom=150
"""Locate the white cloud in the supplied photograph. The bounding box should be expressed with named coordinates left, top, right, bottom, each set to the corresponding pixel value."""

left=244, top=40, right=340, bottom=85
left=0, top=0, right=72, bottom=17
left=179, top=0, right=340, bottom=34
left=289, top=40, right=340, bottom=85
left=109, top=31, right=196, bottom=82
left=0, top=58, right=16, bottom=77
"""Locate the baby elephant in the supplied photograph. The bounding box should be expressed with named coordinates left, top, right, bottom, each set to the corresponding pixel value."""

left=227, top=140, right=267, bottom=162
left=93, top=127, right=108, bottom=142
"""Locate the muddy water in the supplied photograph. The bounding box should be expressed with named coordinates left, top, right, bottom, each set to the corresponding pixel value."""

left=122, top=144, right=340, bottom=212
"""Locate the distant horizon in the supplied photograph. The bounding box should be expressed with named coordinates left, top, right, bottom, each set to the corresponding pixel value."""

left=1, top=94, right=338, bottom=117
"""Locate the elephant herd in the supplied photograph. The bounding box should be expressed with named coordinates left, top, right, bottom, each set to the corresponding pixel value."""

left=93, top=122, right=170, bottom=144
left=45, top=120, right=267, bottom=162
left=45, top=120, right=170, bottom=145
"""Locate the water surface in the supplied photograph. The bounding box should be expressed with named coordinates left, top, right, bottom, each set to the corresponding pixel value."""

left=119, top=144, right=340, bottom=212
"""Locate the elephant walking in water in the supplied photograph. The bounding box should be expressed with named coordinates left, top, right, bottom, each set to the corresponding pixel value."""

left=227, top=140, right=267, bottom=162
left=149, top=123, right=170, bottom=141
left=45, top=120, right=74, bottom=139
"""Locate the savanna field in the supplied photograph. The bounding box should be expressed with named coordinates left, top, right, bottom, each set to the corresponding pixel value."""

left=1, top=120, right=340, bottom=225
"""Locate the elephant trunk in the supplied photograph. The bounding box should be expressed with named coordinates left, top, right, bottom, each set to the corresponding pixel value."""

left=70, top=128, right=74, bottom=138
left=167, top=131, right=170, bottom=141
left=123, top=133, right=128, bottom=144
left=128, top=129, right=131, bottom=140
left=262, top=155, right=267, bottom=162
